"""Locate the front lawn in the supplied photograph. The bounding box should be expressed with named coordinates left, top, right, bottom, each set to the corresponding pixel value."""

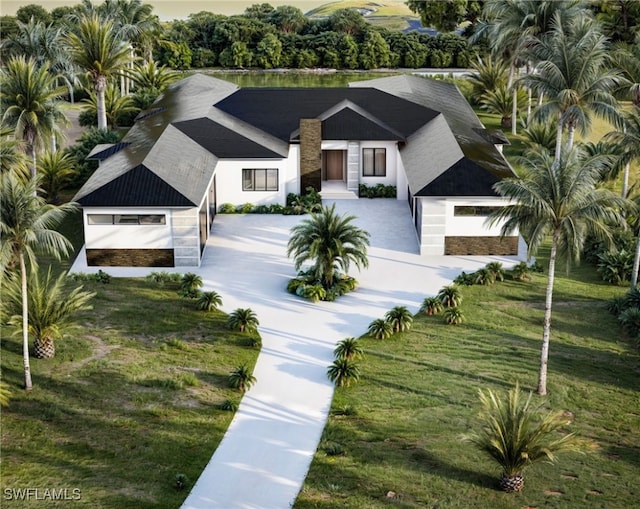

left=296, top=252, right=640, bottom=508
left=1, top=275, right=259, bottom=508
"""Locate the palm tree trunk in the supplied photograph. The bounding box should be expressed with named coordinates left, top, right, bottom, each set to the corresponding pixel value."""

left=566, top=124, right=575, bottom=153
left=96, top=75, right=108, bottom=130
left=20, top=252, right=33, bottom=390
left=538, top=230, right=559, bottom=396
left=511, top=86, right=518, bottom=135
left=631, top=233, right=640, bottom=287
left=622, top=161, right=630, bottom=198
left=553, top=113, right=564, bottom=169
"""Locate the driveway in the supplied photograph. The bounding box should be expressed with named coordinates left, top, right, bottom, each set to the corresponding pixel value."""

left=70, top=199, right=524, bottom=508
left=178, top=199, right=525, bottom=509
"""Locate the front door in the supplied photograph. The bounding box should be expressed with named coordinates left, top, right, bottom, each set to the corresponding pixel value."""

left=323, top=150, right=345, bottom=181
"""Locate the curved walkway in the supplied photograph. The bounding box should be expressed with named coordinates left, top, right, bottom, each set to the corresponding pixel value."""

left=71, top=199, right=525, bottom=508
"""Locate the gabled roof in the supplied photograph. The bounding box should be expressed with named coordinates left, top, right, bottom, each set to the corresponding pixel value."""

left=174, top=118, right=284, bottom=158
left=78, top=164, right=193, bottom=207
left=417, top=158, right=501, bottom=196
left=87, top=142, right=131, bottom=161
left=214, top=87, right=438, bottom=142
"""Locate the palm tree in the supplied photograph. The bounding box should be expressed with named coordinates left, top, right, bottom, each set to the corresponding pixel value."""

left=180, top=272, right=202, bottom=298
left=443, top=307, right=465, bottom=325
left=3, top=269, right=95, bottom=359
left=126, top=59, right=179, bottom=92
left=604, top=107, right=640, bottom=200
left=436, top=285, right=463, bottom=308
left=36, top=150, right=77, bottom=203
left=367, top=318, right=393, bottom=340
left=420, top=296, right=443, bottom=315
left=227, top=308, right=259, bottom=334
left=65, top=14, right=132, bottom=130
left=0, top=125, right=29, bottom=176
left=196, top=291, right=223, bottom=312
left=480, top=85, right=527, bottom=129
left=333, top=337, right=364, bottom=360
left=287, top=203, right=370, bottom=289
left=485, top=262, right=506, bottom=282
left=384, top=306, right=413, bottom=333
left=327, top=358, right=360, bottom=387
left=80, top=84, right=137, bottom=128
left=465, top=55, right=510, bottom=106
left=523, top=13, right=622, bottom=166
left=0, top=172, right=77, bottom=389
left=228, top=365, right=256, bottom=393
left=611, top=43, right=640, bottom=107
left=0, top=56, right=68, bottom=178
left=0, top=382, right=10, bottom=407
left=464, top=384, right=585, bottom=492
left=489, top=147, right=628, bottom=395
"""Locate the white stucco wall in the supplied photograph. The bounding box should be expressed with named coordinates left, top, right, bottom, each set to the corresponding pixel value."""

left=359, top=141, right=398, bottom=188
left=83, top=208, right=174, bottom=249
left=396, top=154, right=408, bottom=201
left=444, top=197, right=516, bottom=237
left=214, top=159, right=287, bottom=208
left=285, top=145, right=300, bottom=196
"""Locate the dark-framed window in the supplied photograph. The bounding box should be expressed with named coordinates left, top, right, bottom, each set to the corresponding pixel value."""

left=454, top=206, right=503, bottom=217
left=242, top=169, right=278, bottom=191
left=362, top=148, right=386, bottom=177
left=87, top=214, right=166, bottom=225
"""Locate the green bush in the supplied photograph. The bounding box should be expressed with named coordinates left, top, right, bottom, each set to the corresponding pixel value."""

left=358, top=183, right=396, bottom=198
left=597, top=250, right=633, bottom=285
left=218, top=203, right=237, bottom=213
left=238, top=202, right=254, bottom=214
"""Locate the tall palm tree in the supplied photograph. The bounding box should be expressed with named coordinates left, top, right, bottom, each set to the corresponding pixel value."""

left=3, top=269, right=95, bottom=359
left=102, top=0, right=160, bottom=63
left=0, top=125, right=29, bottom=176
left=65, top=14, right=132, bottom=130
left=0, top=172, right=77, bottom=390
left=604, top=107, right=640, bottom=199
left=0, top=56, right=67, bottom=178
left=523, top=13, right=622, bottom=166
left=287, top=203, right=370, bottom=289
left=489, top=147, right=628, bottom=395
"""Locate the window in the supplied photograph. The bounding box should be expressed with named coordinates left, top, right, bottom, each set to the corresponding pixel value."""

left=362, top=148, right=386, bottom=177
left=454, top=206, right=503, bottom=216
left=242, top=169, right=278, bottom=191
left=88, top=214, right=166, bottom=225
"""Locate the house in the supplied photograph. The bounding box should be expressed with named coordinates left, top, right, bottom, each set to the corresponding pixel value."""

left=73, top=73, right=520, bottom=268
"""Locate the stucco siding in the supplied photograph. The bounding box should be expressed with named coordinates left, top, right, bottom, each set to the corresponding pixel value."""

left=214, top=159, right=287, bottom=207
left=83, top=208, right=173, bottom=249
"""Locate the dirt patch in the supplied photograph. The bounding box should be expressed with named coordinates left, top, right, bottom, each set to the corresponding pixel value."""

left=67, top=334, right=120, bottom=371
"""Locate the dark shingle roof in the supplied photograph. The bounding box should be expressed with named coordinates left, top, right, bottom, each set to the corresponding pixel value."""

left=173, top=118, right=283, bottom=158
left=320, top=108, right=404, bottom=141
left=87, top=142, right=131, bottom=160
left=214, top=88, right=438, bottom=141
left=416, top=158, right=501, bottom=197
left=78, top=165, right=194, bottom=207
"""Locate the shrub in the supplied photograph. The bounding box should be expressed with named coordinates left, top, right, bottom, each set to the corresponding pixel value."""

left=238, top=202, right=254, bottom=214
left=420, top=296, right=443, bottom=315
left=327, top=358, right=360, bottom=387
left=607, top=295, right=627, bottom=316
left=454, top=271, right=475, bottom=286
left=286, top=278, right=306, bottom=294
left=301, top=284, right=326, bottom=303
left=220, top=399, right=238, bottom=412
left=384, top=306, right=413, bottom=333
left=228, top=364, right=257, bottom=392
left=146, top=271, right=181, bottom=286
left=368, top=318, right=393, bottom=339
left=218, top=203, right=237, bottom=213
left=474, top=268, right=496, bottom=286
left=619, top=307, right=640, bottom=337
left=437, top=285, right=462, bottom=307
left=197, top=291, right=223, bottom=311
left=485, top=262, right=505, bottom=282
left=510, top=262, right=532, bottom=282
left=597, top=250, right=633, bottom=285
left=180, top=273, right=202, bottom=298
left=443, top=307, right=465, bottom=325
left=358, top=183, right=396, bottom=198
left=94, top=270, right=111, bottom=284
left=174, top=473, right=189, bottom=491
left=227, top=308, right=259, bottom=333
left=333, top=337, right=364, bottom=360
left=321, top=441, right=346, bottom=456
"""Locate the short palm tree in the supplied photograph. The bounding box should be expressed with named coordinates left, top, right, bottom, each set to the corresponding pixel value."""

left=367, top=318, right=393, bottom=340
left=196, top=291, right=223, bottom=312
left=327, top=358, right=360, bottom=387
left=227, top=308, right=259, bottom=333
left=333, top=337, right=364, bottom=360
left=65, top=14, right=132, bottom=130
left=420, top=296, right=443, bottom=315
left=0, top=382, right=10, bottom=407
left=490, top=147, right=628, bottom=395
left=228, top=365, right=256, bottom=393
left=443, top=307, right=465, bottom=325
left=464, top=384, right=585, bottom=492
left=3, top=269, right=95, bottom=359
left=1, top=172, right=77, bottom=389
left=36, top=151, right=77, bottom=204
left=437, top=285, right=462, bottom=308
left=287, top=203, right=370, bottom=289
left=384, top=306, right=413, bottom=333
left=180, top=272, right=202, bottom=298
left=126, top=59, right=179, bottom=91
left=510, top=261, right=532, bottom=282
left=465, top=55, right=509, bottom=105
left=81, top=84, right=137, bottom=128
left=0, top=56, right=67, bottom=178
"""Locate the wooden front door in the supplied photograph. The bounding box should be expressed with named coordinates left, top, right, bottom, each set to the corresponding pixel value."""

left=323, top=150, right=345, bottom=181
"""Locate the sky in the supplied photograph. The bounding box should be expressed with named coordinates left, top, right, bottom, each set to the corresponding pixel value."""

left=1, top=0, right=331, bottom=20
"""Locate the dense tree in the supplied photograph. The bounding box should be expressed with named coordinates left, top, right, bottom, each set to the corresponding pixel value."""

left=244, top=3, right=275, bottom=22
left=16, top=4, right=52, bottom=25
left=0, top=56, right=67, bottom=178
left=327, top=8, right=367, bottom=36
left=590, top=0, right=640, bottom=44
left=255, top=33, right=282, bottom=68
left=0, top=172, right=77, bottom=390
left=359, top=30, right=391, bottom=70
left=65, top=14, right=132, bottom=129
left=490, top=147, right=628, bottom=395
left=268, top=5, right=306, bottom=34
left=407, top=0, right=483, bottom=32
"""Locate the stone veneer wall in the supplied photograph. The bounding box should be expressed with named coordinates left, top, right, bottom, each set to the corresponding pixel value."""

left=300, top=119, right=322, bottom=192
left=86, top=249, right=174, bottom=267
left=444, top=236, right=519, bottom=256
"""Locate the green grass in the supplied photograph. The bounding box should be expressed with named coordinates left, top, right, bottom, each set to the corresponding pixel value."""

left=1, top=271, right=259, bottom=508
left=295, top=251, right=640, bottom=508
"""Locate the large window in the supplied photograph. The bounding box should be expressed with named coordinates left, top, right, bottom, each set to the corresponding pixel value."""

left=362, top=148, right=386, bottom=177
left=454, top=206, right=503, bottom=216
left=88, top=214, right=166, bottom=225
left=242, top=169, right=278, bottom=191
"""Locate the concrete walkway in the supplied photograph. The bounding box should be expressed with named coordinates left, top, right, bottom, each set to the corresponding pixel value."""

left=71, top=200, right=525, bottom=508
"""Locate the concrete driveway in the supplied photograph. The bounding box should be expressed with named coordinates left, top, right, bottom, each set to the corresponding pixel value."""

left=178, top=199, right=525, bottom=509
